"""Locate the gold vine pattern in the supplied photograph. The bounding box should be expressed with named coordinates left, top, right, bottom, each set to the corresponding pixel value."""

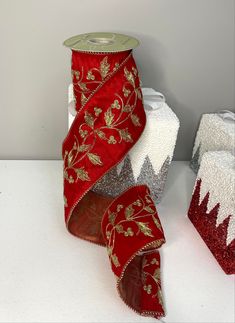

left=63, top=58, right=142, bottom=186
left=141, top=255, right=164, bottom=306
left=72, top=56, right=120, bottom=107
left=105, top=190, right=163, bottom=268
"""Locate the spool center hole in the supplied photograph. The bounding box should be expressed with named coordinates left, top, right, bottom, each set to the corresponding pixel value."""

left=88, top=38, right=114, bottom=45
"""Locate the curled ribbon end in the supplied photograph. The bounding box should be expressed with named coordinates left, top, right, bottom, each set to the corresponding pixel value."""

left=102, top=185, right=165, bottom=318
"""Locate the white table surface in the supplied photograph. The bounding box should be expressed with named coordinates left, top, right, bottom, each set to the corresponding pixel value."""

left=0, top=160, right=234, bottom=323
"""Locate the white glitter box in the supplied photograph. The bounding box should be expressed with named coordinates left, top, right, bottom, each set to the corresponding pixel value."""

left=190, top=112, right=235, bottom=174
left=68, top=86, right=180, bottom=203
left=188, top=151, right=235, bottom=274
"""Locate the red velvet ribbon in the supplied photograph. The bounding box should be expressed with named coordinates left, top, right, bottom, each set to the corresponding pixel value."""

left=62, top=49, right=165, bottom=319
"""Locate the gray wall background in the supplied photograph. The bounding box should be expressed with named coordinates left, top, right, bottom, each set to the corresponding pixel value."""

left=0, top=0, right=234, bottom=160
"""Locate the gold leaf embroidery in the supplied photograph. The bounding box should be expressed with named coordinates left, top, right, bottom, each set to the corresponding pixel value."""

left=67, top=151, right=74, bottom=167
left=133, top=199, right=142, bottom=206
left=136, top=88, right=142, bottom=100
left=137, top=222, right=154, bottom=237
left=75, top=167, right=90, bottom=181
left=111, top=99, right=121, bottom=109
left=116, top=224, right=124, bottom=233
left=113, top=62, right=120, bottom=71
left=107, top=246, right=113, bottom=256
left=84, top=111, right=94, bottom=127
left=66, top=62, right=143, bottom=192
left=94, top=107, right=102, bottom=116
left=87, top=152, right=103, bottom=166
left=108, top=135, right=117, bottom=144
left=64, top=171, right=74, bottom=184
left=143, top=284, right=152, bottom=295
left=115, top=223, right=134, bottom=237
left=124, top=227, right=134, bottom=237
left=104, top=196, right=162, bottom=273
left=72, top=70, right=80, bottom=79
left=124, top=205, right=134, bottom=219
left=153, top=268, right=160, bottom=283
left=151, top=258, right=159, bottom=265
left=78, top=82, right=87, bottom=91
left=145, top=195, right=152, bottom=203
left=123, top=86, right=131, bottom=97
left=96, top=129, right=106, bottom=140
left=143, top=205, right=155, bottom=214
left=108, top=211, right=116, bottom=225
left=158, top=289, right=163, bottom=306
left=79, top=129, right=88, bottom=138
left=132, top=67, right=138, bottom=76
left=124, top=67, right=135, bottom=87
left=81, top=93, right=87, bottom=106
left=64, top=195, right=68, bottom=207
left=131, top=114, right=141, bottom=127
left=100, top=56, right=110, bottom=79
left=79, top=144, right=90, bottom=152
left=119, top=128, right=133, bottom=142
left=104, top=109, right=114, bottom=126
left=63, top=170, right=69, bottom=180
left=152, top=215, right=162, bottom=230
left=142, top=257, right=163, bottom=302
left=123, top=105, right=132, bottom=112
left=68, top=176, right=74, bottom=183
left=86, top=70, right=95, bottom=80
left=116, top=204, right=123, bottom=212
left=111, top=254, right=120, bottom=267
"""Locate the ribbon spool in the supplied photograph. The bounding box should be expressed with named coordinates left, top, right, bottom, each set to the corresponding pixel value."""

left=63, top=32, right=165, bottom=319
left=63, top=32, right=139, bottom=53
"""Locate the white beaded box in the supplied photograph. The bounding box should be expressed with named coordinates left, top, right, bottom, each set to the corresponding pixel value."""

left=190, top=113, right=235, bottom=173
left=68, top=87, right=180, bottom=203
left=188, top=151, right=235, bottom=274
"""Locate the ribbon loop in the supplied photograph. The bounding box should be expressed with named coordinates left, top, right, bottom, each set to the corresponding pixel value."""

left=217, top=109, right=235, bottom=122
left=142, top=87, right=165, bottom=111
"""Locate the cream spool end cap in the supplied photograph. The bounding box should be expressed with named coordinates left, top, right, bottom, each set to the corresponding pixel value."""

left=63, top=32, right=139, bottom=53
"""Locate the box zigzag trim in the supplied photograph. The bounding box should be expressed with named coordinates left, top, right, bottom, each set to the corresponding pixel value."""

left=188, top=179, right=235, bottom=274
left=93, top=155, right=170, bottom=203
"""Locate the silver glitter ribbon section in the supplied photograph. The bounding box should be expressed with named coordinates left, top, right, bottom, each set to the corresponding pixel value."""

left=92, top=155, right=171, bottom=204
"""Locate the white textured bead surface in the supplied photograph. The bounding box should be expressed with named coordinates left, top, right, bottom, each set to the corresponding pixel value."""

left=196, top=151, right=235, bottom=246
left=191, top=113, right=235, bottom=173
left=128, top=99, right=179, bottom=178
